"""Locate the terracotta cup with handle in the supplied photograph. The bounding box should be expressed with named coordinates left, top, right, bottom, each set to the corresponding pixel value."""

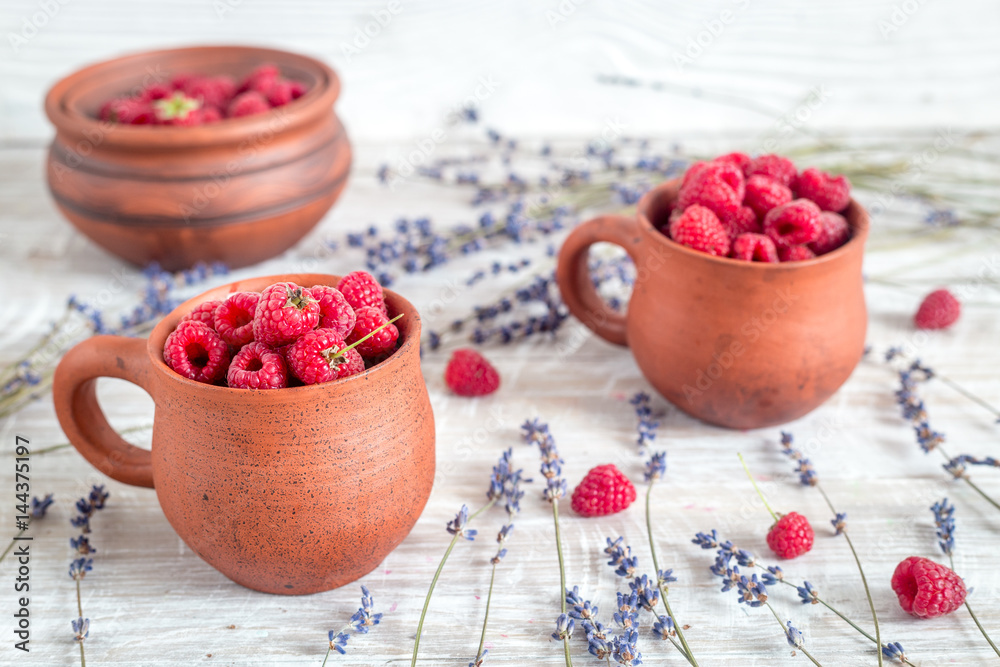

left=556, top=180, right=869, bottom=429
left=53, top=273, right=434, bottom=595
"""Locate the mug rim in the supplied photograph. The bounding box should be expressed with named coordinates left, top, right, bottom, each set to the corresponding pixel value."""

left=44, top=45, right=341, bottom=149
left=634, top=178, right=870, bottom=269
left=145, top=273, right=420, bottom=395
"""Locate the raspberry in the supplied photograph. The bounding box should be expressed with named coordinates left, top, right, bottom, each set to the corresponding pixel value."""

left=180, top=75, right=236, bottom=110
left=766, top=511, right=814, bottom=559
left=227, top=91, right=270, bottom=118
left=213, top=292, right=260, bottom=347
left=731, top=233, right=778, bottom=263
left=180, top=299, right=222, bottom=328
left=288, top=81, right=307, bottom=99
left=715, top=151, right=752, bottom=175
left=794, top=167, right=850, bottom=212
left=138, top=83, right=172, bottom=102
left=286, top=329, right=364, bottom=385
left=267, top=80, right=298, bottom=107
left=891, top=556, right=967, bottom=618
left=240, top=64, right=280, bottom=94
left=227, top=342, right=288, bottom=389
left=680, top=161, right=712, bottom=190
left=252, top=282, right=320, bottom=347
left=201, top=107, right=223, bottom=124
left=169, top=72, right=200, bottom=90
left=162, top=321, right=230, bottom=384
left=914, top=289, right=961, bottom=330
left=747, top=154, right=797, bottom=187
left=668, top=205, right=731, bottom=257
left=308, top=286, right=356, bottom=337
left=153, top=93, right=203, bottom=126
left=677, top=164, right=743, bottom=220
left=744, top=174, right=793, bottom=219
left=808, top=211, right=850, bottom=255
left=346, top=307, right=399, bottom=358
left=337, top=271, right=387, bottom=314
left=444, top=349, right=500, bottom=397
left=570, top=464, right=636, bottom=517
left=778, top=245, right=816, bottom=262
left=763, top=199, right=821, bottom=247
left=100, top=98, right=155, bottom=125
left=722, top=205, right=760, bottom=237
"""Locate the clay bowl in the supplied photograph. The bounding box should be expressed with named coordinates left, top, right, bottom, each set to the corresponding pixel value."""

left=44, top=46, right=351, bottom=271
left=556, top=179, right=869, bottom=430
left=52, top=274, right=434, bottom=595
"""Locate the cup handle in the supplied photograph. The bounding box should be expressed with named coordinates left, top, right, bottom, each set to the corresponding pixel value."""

left=52, top=336, right=156, bottom=488
left=556, top=213, right=645, bottom=346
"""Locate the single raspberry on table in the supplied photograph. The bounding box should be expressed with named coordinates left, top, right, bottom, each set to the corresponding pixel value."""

left=763, top=199, right=821, bottom=247
left=180, top=299, right=222, bottom=328
left=668, top=205, right=731, bottom=257
left=444, top=349, right=500, bottom=396
left=794, top=167, right=850, bottom=212
left=286, top=328, right=365, bottom=385
left=744, top=174, right=793, bottom=219
left=914, top=289, right=961, bottom=330
left=308, top=286, right=356, bottom=337
left=252, top=282, right=320, bottom=347
left=163, top=321, right=230, bottom=384
left=570, top=464, right=637, bottom=517
left=214, top=292, right=260, bottom=347
left=747, top=154, right=797, bottom=187
left=778, top=245, right=816, bottom=262
left=227, top=342, right=288, bottom=390
left=722, top=205, right=760, bottom=237
left=337, top=271, right=388, bottom=314
left=891, top=556, right=967, bottom=618
left=731, top=233, right=778, bottom=263
left=346, top=307, right=399, bottom=358
left=227, top=91, right=270, bottom=118
left=766, top=511, right=814, bottom=559
left=809, top=211, right=850, bottom=255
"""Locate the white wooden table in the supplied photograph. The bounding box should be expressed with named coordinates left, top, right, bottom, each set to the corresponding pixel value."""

left=2, top=2, right=1000, bottom=665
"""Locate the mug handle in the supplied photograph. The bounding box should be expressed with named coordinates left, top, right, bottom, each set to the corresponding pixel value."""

left=555, top=213, right=644, bottom=346
left=52, top=336, right=156, bottom=488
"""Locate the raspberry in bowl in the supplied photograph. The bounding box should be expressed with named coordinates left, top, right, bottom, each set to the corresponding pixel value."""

left=556, top=153, right=869, bottom=429
left=44, top=46, right=351, bottom=270
left=52, top=273, right=432, bottom=595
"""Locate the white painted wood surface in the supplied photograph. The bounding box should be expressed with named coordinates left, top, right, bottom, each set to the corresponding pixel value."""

left=1, top=2, right=1000, bottom=666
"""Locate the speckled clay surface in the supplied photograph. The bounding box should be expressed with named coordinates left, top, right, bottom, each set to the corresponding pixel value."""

left=53, top=274, right=435, bottom=595
left=556, top=180, right=869, bottom=430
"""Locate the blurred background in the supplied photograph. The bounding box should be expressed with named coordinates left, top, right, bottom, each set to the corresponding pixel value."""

left=3, top=0, right=998, bottom=145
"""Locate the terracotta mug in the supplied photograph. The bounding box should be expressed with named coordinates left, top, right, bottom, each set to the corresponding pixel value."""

left=556, top=180, right=869, bottom=429
left=53, top=274, right=435, bottom=595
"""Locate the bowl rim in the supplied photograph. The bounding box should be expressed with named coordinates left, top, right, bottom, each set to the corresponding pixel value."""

left=635, top=178, right=869, bottom=270
left=45, top=45, right=341, bottom=149
left=146, top=273, right=420, bottom=396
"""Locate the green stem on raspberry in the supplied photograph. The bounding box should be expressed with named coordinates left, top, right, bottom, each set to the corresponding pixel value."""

left=325, top=313, right=403, bottom=363
left=737, top=453, right=779, bottom=522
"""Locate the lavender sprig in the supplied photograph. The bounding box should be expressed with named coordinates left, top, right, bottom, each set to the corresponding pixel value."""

left=0, top=493, right=53, bottom=565
left=631, top=394, right=698, bottom=666
left=892, top=357, right=1000, bottom=514
left=779, top=432, right=883, bottom=667
left=695, top=531, right=915, bottom=665
left=321, top=586, right=383, bottom=664
left=522, top=419, right=572, bottom=667
left=411, top=449, right=521, bottom=666
left=470, top=451, right=524, bottom=667
left=928, top=499, right=1000, bottom=657
left=69, top=485, right=109, bottom=667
